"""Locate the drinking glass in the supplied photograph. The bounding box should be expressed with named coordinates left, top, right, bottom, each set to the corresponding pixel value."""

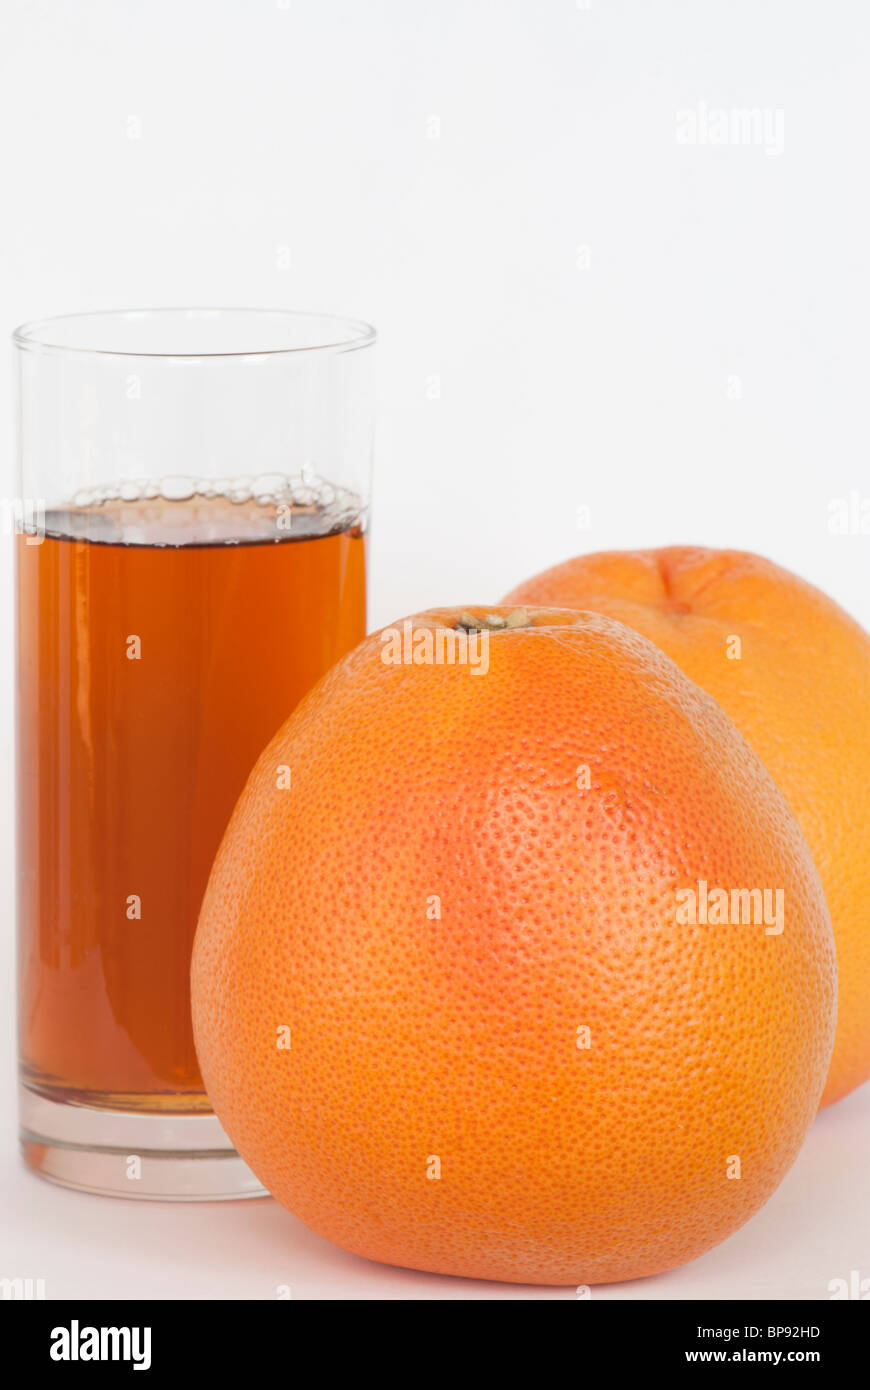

left=14, top=308, right=375, bottom=1198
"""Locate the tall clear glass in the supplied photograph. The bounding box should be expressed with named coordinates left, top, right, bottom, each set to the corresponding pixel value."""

left=14, top=308, right=375, bottom=1198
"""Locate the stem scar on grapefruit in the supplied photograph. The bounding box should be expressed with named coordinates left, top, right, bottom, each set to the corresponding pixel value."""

left=192, top=605, right=835, bottom=1286
left=503, top=548, right=870, bottom=1108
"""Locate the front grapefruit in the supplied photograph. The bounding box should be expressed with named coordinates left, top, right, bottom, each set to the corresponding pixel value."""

left=192, top=605, right=835, bottom=1285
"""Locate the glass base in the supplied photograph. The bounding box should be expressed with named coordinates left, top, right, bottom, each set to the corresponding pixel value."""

left=19, top=1085, right=269, bottom=1201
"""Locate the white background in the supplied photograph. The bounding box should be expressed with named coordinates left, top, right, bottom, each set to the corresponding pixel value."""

left=0, top=0, right=868, bottom=1301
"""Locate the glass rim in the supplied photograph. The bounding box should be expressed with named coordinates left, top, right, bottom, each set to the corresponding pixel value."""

left=12, top=306, right=377, bottom=361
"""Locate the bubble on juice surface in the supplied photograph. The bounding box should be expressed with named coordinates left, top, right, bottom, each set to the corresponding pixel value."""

left=43, top=472, right=365, bottom=546
left=160, top=476, right=198, bottom=502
